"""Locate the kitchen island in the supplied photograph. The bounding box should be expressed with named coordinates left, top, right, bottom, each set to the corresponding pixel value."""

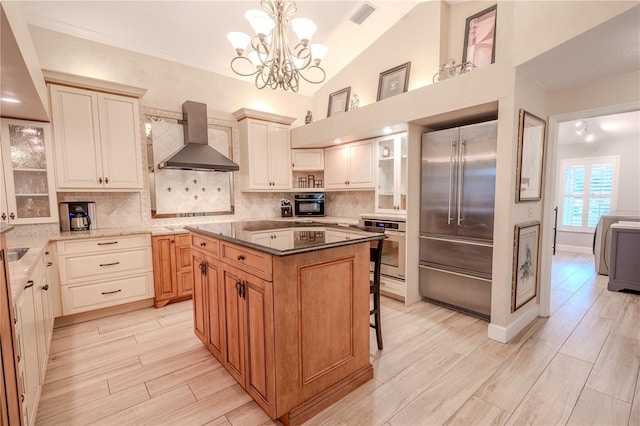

left=185, top=221, right=384, bottom=425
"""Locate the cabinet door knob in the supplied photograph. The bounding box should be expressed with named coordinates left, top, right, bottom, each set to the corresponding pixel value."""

left=105, top=177, right=109, bottom=184
left=98, top=177, right=103, bottom=184
left=43, top=284, right=49, bottom=291
left=1, top=213, right=6, bottom=220
left=9, top=212, right=15, bottom=220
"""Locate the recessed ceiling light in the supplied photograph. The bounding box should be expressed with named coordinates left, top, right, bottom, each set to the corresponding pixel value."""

left=1, top=97, right=21, bottom=103
left=586, top=134, right=595, bottom=143
left=382, top=127, right=392, bottom=134
left=599, top=121, right=620, bottom=132
left=574, top=120, right=584, bottom=128
left=334, top=138, right=342, bottom=144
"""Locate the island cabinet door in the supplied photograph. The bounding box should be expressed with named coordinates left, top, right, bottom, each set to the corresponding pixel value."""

left=244, top=272, right=275, bottom=418
left=191, top=250, right=225, bottom=362
left=221, top=264, right=246, bottom=384
left=191, top=251, right=207, bottom=345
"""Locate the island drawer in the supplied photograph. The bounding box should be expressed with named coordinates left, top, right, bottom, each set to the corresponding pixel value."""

left=221, top=241, right=272, bottom=281
left=191, top=234, right=219, bottom=258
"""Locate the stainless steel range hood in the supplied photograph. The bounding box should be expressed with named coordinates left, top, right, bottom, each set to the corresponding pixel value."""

left=157, top=101, right=239, bottom=172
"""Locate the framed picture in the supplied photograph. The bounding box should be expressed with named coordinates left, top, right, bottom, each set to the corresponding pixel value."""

left=462, top=5, right=497, bottom=68
left=377, top=62, right=411, bottom=101
left=516, top=109, right=547, bottom=202
left=327, top=87, right=351, bottom=117
left=511, top=221, right=540, bottom=312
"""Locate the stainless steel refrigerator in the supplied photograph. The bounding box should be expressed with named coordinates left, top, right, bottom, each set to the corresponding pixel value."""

left=419, top=120, right=497, bottom=319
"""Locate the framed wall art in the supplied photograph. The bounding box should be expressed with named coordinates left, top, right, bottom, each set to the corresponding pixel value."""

left=377, top=62, right=411, bottom=101
left=462, top=5, right=497, bottom=68
left=516, top=109, right=547, bottom=202
left=511, top=221, right=540, bottom=312
left=327, top=86, right=351, bottom=117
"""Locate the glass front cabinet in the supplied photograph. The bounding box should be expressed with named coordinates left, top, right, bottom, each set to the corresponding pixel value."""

left=375, top=133, right=407, bottom=214
left=0, top=119, right=58, bottom=225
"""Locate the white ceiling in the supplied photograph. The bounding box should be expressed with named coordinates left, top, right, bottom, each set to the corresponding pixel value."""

left=17, top=0, right=421, bottom=96
left=558, top=110, right=640, bottom=145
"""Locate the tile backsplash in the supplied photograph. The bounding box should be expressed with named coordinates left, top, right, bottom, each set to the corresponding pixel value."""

left=57, top=192, right=143, bottom=229
left=325, top=192, right=374, bottom=218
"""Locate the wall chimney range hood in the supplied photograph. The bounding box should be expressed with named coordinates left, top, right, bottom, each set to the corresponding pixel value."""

left=157, top=100, right=239, bottom=172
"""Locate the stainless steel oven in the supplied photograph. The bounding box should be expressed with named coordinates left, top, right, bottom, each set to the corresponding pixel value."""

left=294, top=193, right=325, bottom=217
left=360, top=217, right=406, bottom=280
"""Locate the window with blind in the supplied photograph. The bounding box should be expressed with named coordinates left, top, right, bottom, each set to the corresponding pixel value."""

left=558, top=155, right=619, bottom=232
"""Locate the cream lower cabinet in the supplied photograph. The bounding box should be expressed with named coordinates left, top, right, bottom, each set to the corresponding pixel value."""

left=324, top=139, right=375, bottom=190
left=49, top=84, right=143, bottom=190
left=57, top=234, right=153, bottom=315
left=14, top=253, right=54, bottom=426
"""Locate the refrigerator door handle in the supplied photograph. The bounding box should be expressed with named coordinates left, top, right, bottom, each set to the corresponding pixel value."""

left=457, top=140, right=466, bottom=225
left=448, top=140, right=456, bottom=225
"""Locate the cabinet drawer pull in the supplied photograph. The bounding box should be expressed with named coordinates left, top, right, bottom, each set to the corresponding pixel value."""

left=200, top=242, right=207, bottom=247
left=24, top=280, right=34, bottom=289
left=99, top=262, right=120, bottom=267
left=43, top=284, right=49, bottom=291
left=237, top=255, right=245, bottom=261
left=47, top=262, right=53, bottom=267
left=21, top=394, right=24, bottom=403
left=98, top=177, right=103, bottom=184
left=104, top=177, right=109, bottom=184
left=97, top=241, right=118, bottom=246
left=101, top=289, right=122, bottom=295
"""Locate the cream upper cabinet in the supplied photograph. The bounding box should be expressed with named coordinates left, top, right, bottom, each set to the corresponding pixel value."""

left=375, top=132, right=407, bottom=213
left=49, top=84, right=143, bottom=190
left=291, top=149, right=324, bottom=171
left=0, top=119, right=58, bottom=225
left=234, top=108, right=295, bottom=192
left=324, top=139, right=375, bottom=190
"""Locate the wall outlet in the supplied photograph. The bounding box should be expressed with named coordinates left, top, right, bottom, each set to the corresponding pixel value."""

left=528, top=206, right=534, bottom=218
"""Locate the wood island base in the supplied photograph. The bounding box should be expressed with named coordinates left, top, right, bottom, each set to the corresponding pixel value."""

left=188, top=226, right=379, bottom=424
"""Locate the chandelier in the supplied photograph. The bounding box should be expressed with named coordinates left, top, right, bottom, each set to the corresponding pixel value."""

left=226, top=0, right=327, bottom=92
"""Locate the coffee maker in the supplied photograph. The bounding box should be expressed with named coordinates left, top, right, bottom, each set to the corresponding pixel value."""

left=59, top=201, right=97, bottom=231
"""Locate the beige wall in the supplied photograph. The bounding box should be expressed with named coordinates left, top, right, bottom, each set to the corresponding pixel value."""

left=28, top=26, right=312, bottom=126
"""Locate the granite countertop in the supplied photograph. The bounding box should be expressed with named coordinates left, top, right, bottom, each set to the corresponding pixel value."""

left=186, top=220, right=385, bottom=257
left=4, top=216, right=362, bottom=301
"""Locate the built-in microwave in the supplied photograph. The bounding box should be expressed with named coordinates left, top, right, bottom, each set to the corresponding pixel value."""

left=294, top=193, right=325, bottom=217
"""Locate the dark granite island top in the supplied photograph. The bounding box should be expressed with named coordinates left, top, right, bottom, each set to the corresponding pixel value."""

left=184, top=220, right=385, bottom=256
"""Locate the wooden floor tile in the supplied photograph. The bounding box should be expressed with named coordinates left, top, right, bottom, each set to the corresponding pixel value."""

left=586, top=333, right=640, bottom=402
left=475, top=337, right=559, bottom=412
left=559, top=313, right=615, bottom=363
left=387, top=351, right=501, bottom=425
left=224, top=400, right=275, bottom=426
left=36, top=383, right=149, bottom=426
left=566, top=387, right=631, bottom=425
left=37, top=380, right=110, bottom=421
left=533, top=303, right=587, bottom=346
left=444, top=395, right=510, bottom=425
left=505, top=353, right=592, bottom=425
left=89, top=385, right=196, bottom=426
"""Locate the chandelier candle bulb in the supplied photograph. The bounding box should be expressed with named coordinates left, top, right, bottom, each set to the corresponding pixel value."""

left=227, top=0, right=327, bottom=92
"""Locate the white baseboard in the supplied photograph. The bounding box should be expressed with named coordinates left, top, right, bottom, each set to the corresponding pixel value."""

left=488, top=304, right=539, bottom=343
left=556, top=244, right=593, bottom=255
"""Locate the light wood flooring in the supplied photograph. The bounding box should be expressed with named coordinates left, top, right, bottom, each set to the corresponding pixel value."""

left=36, top=251, right=640, bottom=425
